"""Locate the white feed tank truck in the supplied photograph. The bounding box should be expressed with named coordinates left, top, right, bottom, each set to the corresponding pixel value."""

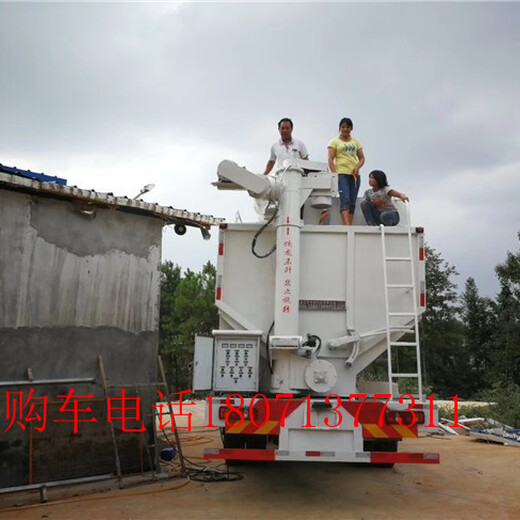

left=193, top=158, right=439, bottom=466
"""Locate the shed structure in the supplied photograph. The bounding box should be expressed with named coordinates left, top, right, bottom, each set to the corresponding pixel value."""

left=0, top=166, right=221, bottom=489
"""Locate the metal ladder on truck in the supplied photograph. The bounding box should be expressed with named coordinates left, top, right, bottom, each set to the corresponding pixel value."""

left=380, top=202, right=423, bottom=399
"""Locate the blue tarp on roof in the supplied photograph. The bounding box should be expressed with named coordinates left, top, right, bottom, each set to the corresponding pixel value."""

left=0, top=164, right=67, bottom=186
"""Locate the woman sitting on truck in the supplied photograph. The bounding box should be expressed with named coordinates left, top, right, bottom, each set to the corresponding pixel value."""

left=361, top=170, right=409, bottom=226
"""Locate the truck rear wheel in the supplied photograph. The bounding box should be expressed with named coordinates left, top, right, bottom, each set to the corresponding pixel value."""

left=221, top=432, right=268, bottom=464
left=222, top=433, right=267, bottom=449
left=364, top=439, right=398, bottom=468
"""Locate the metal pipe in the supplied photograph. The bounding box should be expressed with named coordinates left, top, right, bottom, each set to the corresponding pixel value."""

left=269, top=165, right=304, bottom=395
left=97, top=356, right=123, bottom=489
left=273, top=165, right=303, bottom=337
left=28, top=426, right=33, bottom=485
left=0, top=378, right=95, bottom=387
left=0, top=474, right=113, bottom=496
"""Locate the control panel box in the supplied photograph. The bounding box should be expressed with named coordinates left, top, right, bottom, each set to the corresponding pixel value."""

left=213, top=330, right=262, bottom=392
left=193, top=335, right=214, bottom=391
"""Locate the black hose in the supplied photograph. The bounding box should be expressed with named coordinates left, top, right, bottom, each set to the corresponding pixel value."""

left=313, top=335, right=322, bottom=356
left=259, top=321, right=275, bottom=381
left=304, top=334, right=322, bottom=357
left=251, top=203, right=279, bottom=259
left=266, top=321, right=275, bottom=374
left=188, top=467, right=243, bottom=483
left=163, top=427, right=243, bottom=483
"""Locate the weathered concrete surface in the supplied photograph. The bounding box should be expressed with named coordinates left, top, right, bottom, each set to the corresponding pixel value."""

left=0, top=328, right=157, bottom=382
left=0, top=190, right=162, bottom=333
left=0, top=187, right=164, bottom=488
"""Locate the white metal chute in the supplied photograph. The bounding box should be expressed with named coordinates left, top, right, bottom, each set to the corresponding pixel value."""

left=216, top=160, right=271, bottom=197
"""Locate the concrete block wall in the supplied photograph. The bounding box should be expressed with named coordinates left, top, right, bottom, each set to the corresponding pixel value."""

left=0, top=188, right=164, bottom=487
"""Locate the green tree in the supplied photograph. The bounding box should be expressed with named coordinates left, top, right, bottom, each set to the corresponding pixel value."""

left=495, top=232, right=520, bottom=300
left=491, top=233, right=520, bottom=386
left=174, top=262, right=219, bottom=347
left=420, top=245, right=466, bottom=397
left=159, top=261, right=182, bottom=389
left=460, top=277, right=496, bottom=395
left=159, top=262, right=218, bottom=392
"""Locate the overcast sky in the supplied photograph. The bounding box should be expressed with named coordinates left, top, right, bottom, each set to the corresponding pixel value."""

left=1, top=2, right=519, bottom=297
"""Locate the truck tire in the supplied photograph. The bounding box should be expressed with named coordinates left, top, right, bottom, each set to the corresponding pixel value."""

left=364, top=439, right=398, bottom=468
left=222, top=433, right=246, bottom=449
left=222, top=433, right=267, bottom=465
left=222, top=433, right=267, bottom=450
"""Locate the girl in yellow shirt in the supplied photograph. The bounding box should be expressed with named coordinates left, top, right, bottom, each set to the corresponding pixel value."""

left=327, top=117, right=365, bottom=225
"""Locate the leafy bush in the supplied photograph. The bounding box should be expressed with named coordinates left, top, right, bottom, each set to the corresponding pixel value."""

left=477, top=383, right=520, bottom=428
left=438, top=383, right=520, bottom=428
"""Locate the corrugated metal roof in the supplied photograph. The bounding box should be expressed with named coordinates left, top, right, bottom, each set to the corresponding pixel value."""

left=0, top=163, right=67, bottom=185
left=0, top=170, right=223, bottom=228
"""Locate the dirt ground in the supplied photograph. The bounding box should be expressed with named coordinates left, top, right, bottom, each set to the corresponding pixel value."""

left=1, top=416, right=519, bottom=519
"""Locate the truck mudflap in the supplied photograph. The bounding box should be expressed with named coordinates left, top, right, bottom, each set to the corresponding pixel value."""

left=204, top=448, right=440, bottom=464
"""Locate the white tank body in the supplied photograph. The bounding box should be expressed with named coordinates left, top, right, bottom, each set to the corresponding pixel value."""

left=215, top=210, right=426, bottom=397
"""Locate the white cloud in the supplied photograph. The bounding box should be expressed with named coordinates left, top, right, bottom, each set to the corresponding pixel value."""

left=414, top=160, right=520, bottom=295
left=1, top=2, right=519, bottom=296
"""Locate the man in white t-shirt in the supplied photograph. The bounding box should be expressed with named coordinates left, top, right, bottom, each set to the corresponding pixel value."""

left=263, top=118, right=309, bottom=175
